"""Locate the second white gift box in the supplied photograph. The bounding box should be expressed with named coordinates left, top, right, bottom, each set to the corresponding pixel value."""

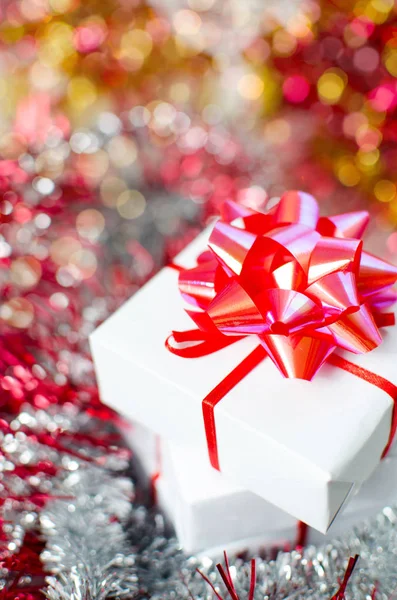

left=91, top=230, right=397, bottom=533
left=125, top=422, right=297, bottom=553
left=126, top=422, right=397, bottom=554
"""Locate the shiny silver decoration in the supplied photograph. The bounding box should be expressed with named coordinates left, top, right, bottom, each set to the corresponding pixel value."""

left=162, top=506, right=397, bottom=599
left=40, top=474, right=397, bottom=600
left=42, top=468, right=138, bottom=600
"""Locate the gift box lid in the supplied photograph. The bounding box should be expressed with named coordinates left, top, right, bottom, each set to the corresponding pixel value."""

left=90, top=230, right=396, bottom=532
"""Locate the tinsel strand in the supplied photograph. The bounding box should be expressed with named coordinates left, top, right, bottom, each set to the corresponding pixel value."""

left=42, top=468, right=138, bottom=600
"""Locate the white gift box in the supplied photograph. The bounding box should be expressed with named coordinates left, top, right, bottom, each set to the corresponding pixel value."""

left=128, top=423, right=298, bottom=554
left=125, top=423, right=397, bottom=554
left=90, top=230, right=397, bottom=533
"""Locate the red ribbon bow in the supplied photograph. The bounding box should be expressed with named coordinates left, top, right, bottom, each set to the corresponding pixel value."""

left=169, top=191, right=397, bottom=381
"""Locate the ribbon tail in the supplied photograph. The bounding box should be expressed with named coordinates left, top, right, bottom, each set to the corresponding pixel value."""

left=202, top=345, right=267, bottom=470
left=327, top=353, right=397, bottom=457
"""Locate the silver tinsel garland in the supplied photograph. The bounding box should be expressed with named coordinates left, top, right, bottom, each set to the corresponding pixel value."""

left=42, top=469, right=137, bottom=600
left=36, top=422, right=397, bottom=600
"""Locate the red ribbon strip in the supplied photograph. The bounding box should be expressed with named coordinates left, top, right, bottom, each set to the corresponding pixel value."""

left=202, top=345, right=267, bottom=470
left=295, top=521, right=309, bottom=549
left=149, top=435, right=162, bottom=505
left=374, top=312, right=395, bottom=328
left=330, top=555, right=359, bottom=600
left=167, top=262, right=184, bottom=273
left=198, top=347, right=397, bottom=472
left=327, top=354, right=397, bottom=458
left=166, top=329, right=243, bottom=358
left=197, top=553, right=256, bottom=600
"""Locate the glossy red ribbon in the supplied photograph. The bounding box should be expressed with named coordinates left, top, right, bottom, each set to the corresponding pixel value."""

left=167, top=192, right=397, bottom=469
left=171, top=191, right=397, bottom=380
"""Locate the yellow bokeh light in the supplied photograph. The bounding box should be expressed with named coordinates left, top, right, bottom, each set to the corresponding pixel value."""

left=264, top=119, right=291, bottom=145
left=117, top=190, right=146, bottom=220
left=374, top=180, right=396, bottom=203
left=69, top=249, right=97, bottom=279
left=389, top=199, right=397, bottom=221
left=169, top=82, right=191, bottom=103
left=120, top=30, right=153, bottom=60
left=363, top=105, right=385, bottom=127
left=356, top=149, right=380, bottom=173
left=0, top=79, right=7, bottom=100
left=384, top=48, right=397, bottom=77
left=237, top=73, right=264, bottom=100
left=49, top=0, right=78, bottom=13
left=174, top=35, right=204, bottom=57
left=336, top=159, right=361, bottom=187
left=107, top=136, right=138, bottom=168
left=0, top=298, right=34, bottom=329
left=372, top=0, right=394, bottom=11
left=76, top=209, right=105, bottom=242
left=100, top=177, right=127, bottom=208
left=10, top=257, right=42, bottom=289
left=39, top=22, right=75, bottom=67
left=286, top=13, right=313, bottom=39
left=50, top=236, right=82, bottom=266
left=358, top=0, right=393, bottom=23
left=173, top=10, right=202, bottom=36
left=317, top=70, right=346, bottom=105
left=1, top=26, right=25, bottom=44
left=272, top=30, right=297, bottom=57
left=355, top=124, right=382, bottom=152
left=67, top=77, right=97, bottom=111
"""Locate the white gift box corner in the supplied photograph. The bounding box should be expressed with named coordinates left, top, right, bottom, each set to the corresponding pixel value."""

left=90, top=231, right=397, bottom=533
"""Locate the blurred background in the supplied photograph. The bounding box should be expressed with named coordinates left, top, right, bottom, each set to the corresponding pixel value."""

left=1, top=0, right=397, bottom=268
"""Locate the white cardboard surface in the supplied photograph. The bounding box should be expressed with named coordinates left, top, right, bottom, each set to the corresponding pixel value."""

left=91, top=230, right=396, bottom=532
left=126, top=424, right=397, bottom=554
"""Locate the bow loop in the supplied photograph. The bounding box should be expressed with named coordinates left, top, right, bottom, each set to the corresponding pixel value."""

left=306, top=271, right=360, bottom=318
left=208, top=221, right=257, bottom=276
left=273, top=190, right=319, bottom=229
left=358, top=250, right=397, bottom=295
left=259, top=333, right=336, bottom=380
left=308, top=237, right=362, bottom=284
left=317, top=210, right=369, bottom=239
left=255, top=288, right=324, bottom=335
left=265, top=224, right=320, bottom=273
left=326, top=304, right=382, bottom=354
left=207, top=279, right=267, bottom=335
left=239, top=235, right=306, bottom=295
left=178, top=259, right=228, bottom=310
